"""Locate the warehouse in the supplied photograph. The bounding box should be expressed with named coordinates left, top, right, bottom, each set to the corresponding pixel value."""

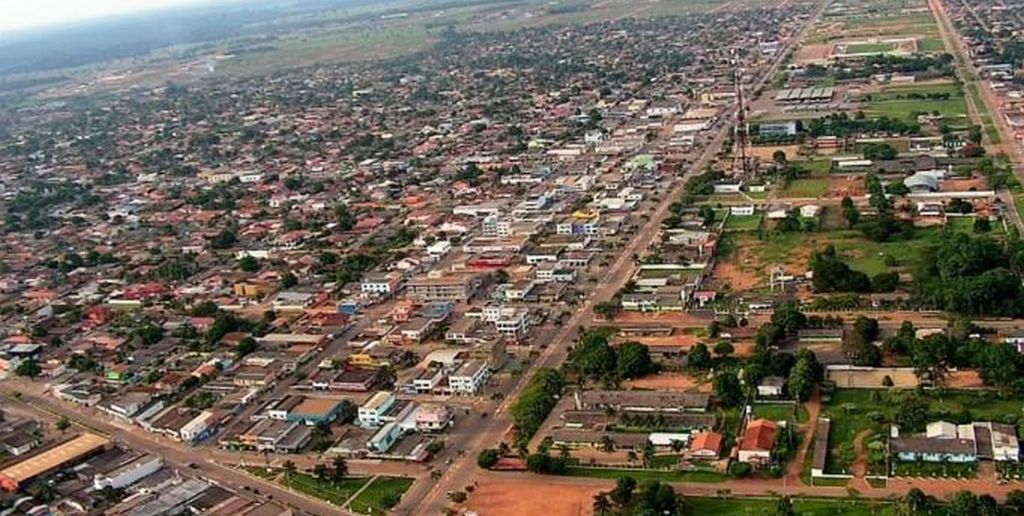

left=0, top=433, right=109, bottom=491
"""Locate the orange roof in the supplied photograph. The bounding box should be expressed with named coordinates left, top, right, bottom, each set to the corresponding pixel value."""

left=689, top=431, right=723, bottom=453
left=739, top=418, right=777, bottom=452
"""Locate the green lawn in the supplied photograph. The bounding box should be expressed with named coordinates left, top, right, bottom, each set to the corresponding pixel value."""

left=863, top=98, right=967, bottom=123
left=563, top=466, right=726, bottom=483
left=687, top=497, right=900, bottom=515
left=780, top=179, right=828, bottom=198
left=724, top=214, right=763, bottom=231
left=845, top=42, right=896, bottom=54
left=753, top=403, right=809, bottom=424
left=874, top=83, right=964, bottom=101
left=348, top=476, right=415, bottom=513
left=918, top=38, right=946, bottom=53
left=945, top=216, right=1004, bottom=236
left=736, top=228, right=943, bottom=276
left=280, top=473, right=371, bottom=506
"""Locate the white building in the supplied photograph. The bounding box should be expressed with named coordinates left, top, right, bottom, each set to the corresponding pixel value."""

left=358, top=391, right=396, bottom=428
left=448, top=360, right=491, bottom=395
left=93, top=455, right=163, bottom=490
left=180, top=411, right=216, bottom=443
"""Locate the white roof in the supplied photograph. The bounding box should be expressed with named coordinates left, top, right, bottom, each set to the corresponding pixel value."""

left=648, top=432, right=691, bottom=446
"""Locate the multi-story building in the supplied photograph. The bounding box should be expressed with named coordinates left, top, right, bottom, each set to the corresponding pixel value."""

left=448, top=360, right=491, bottom=395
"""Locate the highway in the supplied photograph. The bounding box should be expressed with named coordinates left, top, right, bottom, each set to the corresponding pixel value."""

left=397, top=2, right=828, bottom=513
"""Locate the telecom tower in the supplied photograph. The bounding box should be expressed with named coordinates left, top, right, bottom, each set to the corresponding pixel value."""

left=733, top=64, right=751, bottom=177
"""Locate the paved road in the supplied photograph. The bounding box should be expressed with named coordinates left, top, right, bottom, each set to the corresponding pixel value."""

left=2, top=387, right=357, bottom=516
left=397, top=3, right=828, bottom=514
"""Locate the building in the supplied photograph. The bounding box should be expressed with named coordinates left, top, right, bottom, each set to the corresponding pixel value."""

left=414, top=405, right=454, bottom=433
left=406, top=273, right=479, bottom=302
left=578, top=390, right=710, bottom=413
left=93, top=454, right=163, bottom=490
left=758, top=121, right=798, bottom=137
left=448, top=360, right=491, bottom=395
left=286, top=398, right=344, bottom=426
left=688, top=431, right=723, bottom=458
left=757, top=377, right=786, bottom=397
left=358, top=391, right=396, bottom=428
left=0, top=433, right=109, bottom=491
left=367, top=422, right=403, bottom=453
left=180, top=411, right=217, bottom=443
left=811, top=419, right=830, bottom=477
left=891, top=421, right=1020, bottom=463
left=361, top=272, right=402, bottom=295
left=738, top=418, right=777, bottom=464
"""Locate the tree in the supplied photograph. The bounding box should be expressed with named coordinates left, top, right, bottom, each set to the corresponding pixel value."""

left=593, top=493, right=613, bottom=516
left=238, top=255, right=259, bottom=272
left=15, top=359, right=41, bottom=378
left=477, top=449, right=499, bottom=469
left=788, top=349, right=821, bottom=402
left=842, top=332, right=880, bottom=366
left=950, top=490, right=980, bottom=515
left=911, top=334, right=951, bottom=387
left=811, top=245, right=870, bottom=293
left=27, top=481, right=55, bottom=502
left=570, top=331, right=618, bottom=379
left=728, top=461, right=752, bottom=478
left=313, top=463, right=329, bottom=482
left=895, top=394, right=929, bottom=431
left=600, top=435, right=616, bottom=453
left=900, top=488, right=931, bottom=515
left=332, top=455, right=348, bottom=480
left=611, top=476, right=636, bottom=506
left=642, top=441, right=656, bottom=468
left=593, top=301, right=621, bottom=320
left=56, top=416, right=71, bottom=434
left=1005, top=490, right=1024, bottom=513
left=334, top=203, right=356, bottom=231
left=773, top=150, right=788, bottom=166
left=634, top=480, right=683, bottom=515
left=617, top=342, right=655, bottom=379
left=235, top=336, right=258, bottom=359
left=688, top=343, right=713, bottom=370
left=713, top=371, right=744, bottom=408
left=841, top=196, right=860, bottom=228
left=776, top=496, right=796, bottom=516
left=281, top=271, right=298, bottom=289
left=977, top=343, right=1023, bottom=395
left=210, top=229, right=237, bottom=249
left=282, top=460, right=296, bottom=484
left=714, top=341, right=734, bottom=358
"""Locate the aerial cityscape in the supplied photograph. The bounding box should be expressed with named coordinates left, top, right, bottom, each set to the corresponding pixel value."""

left=1, top=0, right=1024, bottom=514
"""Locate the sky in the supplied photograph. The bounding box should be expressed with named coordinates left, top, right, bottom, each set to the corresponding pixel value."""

left=0, top=0, right=213, bottom=32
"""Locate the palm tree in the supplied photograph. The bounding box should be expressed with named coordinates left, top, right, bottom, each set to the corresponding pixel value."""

left=669, top=439, right=685, bottom=453
left=313, top=463, right=329, bottom=482
left=332, top=456, right=348, bottom=480
left=627, top=450, right=638, bottom=466
left=378, top=365, right=397, bottom=389
left=558, top=444, right=571, bottom=460
left=642, top=442, right=656, bottom=469
left=593, top=493, right=613, bottom=516
left=600, top=435, right=616, bottom=453
left=283, top=460, right=296, bottom=485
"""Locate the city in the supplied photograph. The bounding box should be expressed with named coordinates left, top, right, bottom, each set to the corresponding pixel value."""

left=1, top=0, right=1024, bottom=514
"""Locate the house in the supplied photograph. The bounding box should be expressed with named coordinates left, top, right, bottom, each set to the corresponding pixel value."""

left=738, top=418, right=777, bottom=464
left=757, top=376, right=786, bottom=398
left=361, top=272, right=402, bottom=295
left=730, top=205, right=755, bottom=216
left=688, top=431, right=723, bottom=458
left=414, top=405, right=454, bottom=433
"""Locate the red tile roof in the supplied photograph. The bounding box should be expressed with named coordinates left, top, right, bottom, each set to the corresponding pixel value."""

left=740, top=418, right=777, bottom=452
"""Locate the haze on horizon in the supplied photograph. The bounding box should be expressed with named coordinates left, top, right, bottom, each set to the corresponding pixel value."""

left=0, top=0, right=216, bottom=33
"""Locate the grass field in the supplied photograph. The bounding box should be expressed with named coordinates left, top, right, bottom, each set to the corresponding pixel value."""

left=280, top=473, right=371, bottom=506
left=779, top=178, right=829, bottom=198
left=733, top=227, right=944, bottom=276
left=563, top=466, right=727, bottom=483
left=687, top=497, right=900, bottom=515
left=753, top=402, right=809, bottom=424
left=724, top=214, right=763, bottom=231
left=918, top=37, right=946, bottom=52
left=863, top=97, right=967, bottom=123
left=845, top=42, right=896, bottom=54
left=348, top=476, right=415, bottom=513
left=874, top=83, right=964, bottom=100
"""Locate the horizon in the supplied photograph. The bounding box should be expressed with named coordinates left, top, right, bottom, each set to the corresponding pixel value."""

left=0, top=0, right=218, bottom=35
